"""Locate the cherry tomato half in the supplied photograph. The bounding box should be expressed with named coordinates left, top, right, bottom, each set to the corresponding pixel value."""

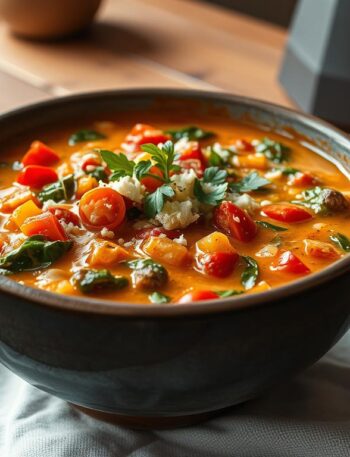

left=22, top=141, right=60, bottom=167
left=21, top=212, right=67, bottom=241
left=79, top=187, right=126, bottom=231
left=140, top=166, right=164, bottom=193
left=17, top=166, right=58, bottom=188
left=178, top=290, right=220, bottom=303
left=271, top=250, right=310, bottom=274
left=214, top=201, right=258, bottom=242
left=262, top=204, right=312, bottom=223
left=197, top=251, right=239, bottom=278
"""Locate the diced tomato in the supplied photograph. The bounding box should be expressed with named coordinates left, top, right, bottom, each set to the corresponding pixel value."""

left=22, top=141, right=60, bottom=167
left=135, top=227, right=182, bottom=240
left=304, top=239, right=339, bottom=260
left=81, top=157, right=101, bottom=172
left=123, top=123, right=170, bottom=152
left=288, top=172, right=317, bottom=187
left=178, top=290, right=220, bottom=303
left=197, top=251, right=239, bottom=278
left=235, top=139, right=254, bottom=152
left=21, top=212, right=68, bottom=241
left=178, top=142, right=206, bottom=174
left=262, top=204, right=312, bottom=223
left=178, top=158, right=205, bottom=177
left=214, top=201, right=258, bottom=242
left=79, top=187, right=126, bottom=231
left=271, top=250, right=310, bottom=274
left=12, top=200, right=42, bottom=228
left=140, top=166, right=164, bottom=192
left=17, top=165, right=58, bottom=188
left=49, top=206, right=80, bottom=226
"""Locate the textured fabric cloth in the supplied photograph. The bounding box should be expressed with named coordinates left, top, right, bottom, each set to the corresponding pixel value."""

left=0, top=332, right=349, bottom=457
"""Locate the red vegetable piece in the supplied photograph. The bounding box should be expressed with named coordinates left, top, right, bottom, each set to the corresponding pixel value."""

left=81, top=157, right=101, bottom=172
left=21, top=212, right=68, bottom=241
left=48, top=206, right=80, bottom=226
left=124, top=123, right=170, bottom=152
left=136, top=227, right=182, bottom=240
left=22, top=141, right=60, bottom=167
left=178, top=290, right=220, bottom=303
left=140, top=166, right=164, bottom=192
left=197, top=251, right=239, bottom=278
left=17, top=166, right=58, bottom=188
left=262, top=204, right=312, bottom=223
left=271, top=250, right=310, bottom=274
left=214, top=201, right=258, bottom=242
left=235, top=139, right=254, bottom=152
left=288, top=172, right=317, bottom=187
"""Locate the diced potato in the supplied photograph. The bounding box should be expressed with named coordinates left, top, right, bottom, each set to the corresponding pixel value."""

left=196, top=231, right=234, bottom=254
left=55, top=280, right=76, bottom=295
left=88, top=240, right=131, bottom=266
left=143, top=236, right=189, bottom=267
left=12, top=200, right=42, bottom=228
left=234, top=154, right=268, bottom=170
left=304, top=239, right=339, bottom=260
left=76, top=175, right=98, bottom=199
left=0, top=187, right=36, bottom=213
left=250, top=281, right=271, bottom=293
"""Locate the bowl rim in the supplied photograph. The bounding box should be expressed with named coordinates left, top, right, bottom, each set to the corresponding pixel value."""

left=1, top=87, right=350, bottom=318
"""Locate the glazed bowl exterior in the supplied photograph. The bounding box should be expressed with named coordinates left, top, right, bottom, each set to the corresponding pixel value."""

left=0, top=89, right=349, bottom=421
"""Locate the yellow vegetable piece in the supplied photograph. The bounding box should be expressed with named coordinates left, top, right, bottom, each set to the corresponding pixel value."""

left=235, top=154, right=268, bottom=170
left=12, top=200, right=42, bottom=228
left=88, top=240, right=131, bottom=267
left=76, top=175, right=98, bottom=199
left=196, top=231, right=234, bottom=254
left=250, top=280, right=271, bottom=293
left=143, top=236, right=189, bottom=267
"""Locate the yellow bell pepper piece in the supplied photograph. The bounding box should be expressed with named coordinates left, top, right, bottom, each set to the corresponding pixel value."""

left=12, top=200, right=42, bottom=228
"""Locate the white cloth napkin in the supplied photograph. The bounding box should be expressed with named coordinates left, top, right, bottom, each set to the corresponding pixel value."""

left=0, top=331, right=349, bottom=457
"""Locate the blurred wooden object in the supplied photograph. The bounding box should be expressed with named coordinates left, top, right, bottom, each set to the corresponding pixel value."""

left=0, top=0, right=293, bottom=112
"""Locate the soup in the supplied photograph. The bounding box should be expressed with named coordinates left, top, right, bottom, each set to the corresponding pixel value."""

left=0, top=116, right=349, bottom=304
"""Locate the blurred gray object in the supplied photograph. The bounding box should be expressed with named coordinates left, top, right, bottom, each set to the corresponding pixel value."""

left=280, top=0, right=350, bottom=126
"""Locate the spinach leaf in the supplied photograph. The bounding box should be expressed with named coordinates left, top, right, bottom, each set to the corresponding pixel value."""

left=216, top=290, right=244, bottom=297
left=229, top=172, right=270, bottom=193
left=38, top=174, right=75, bottom=203
left=241, top=256, right=259, bottom=290
left=0, top=235, right=72, bottom=273
left=127, top=259, right=168, bottom=290
left=144, top=184, right=174, bottom=218
left=165, top=126, right=214, bottom=141
left=329, top=233, right=350, bottom=252
left=72, top=268, right=128, bottom=293
left=69, top=129, right=106, bottom=146
left=194, top=166, right=228, bottom=206
left=255, top=137, right=290, bottom=163
left=256, top=221, right=288, bottom=232
left=148, top=291, right=171, bottom=304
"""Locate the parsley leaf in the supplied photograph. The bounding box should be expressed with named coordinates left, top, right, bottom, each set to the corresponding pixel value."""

left=134, top=160, right=153, bottom=181
left=216, top=290, right=244, bottom=297
left=141, top=141, right=177, bottom=182
left=241, top=256, right=259, bottom=290
left=282, top=167, right=299, bottom=175
left=69, top=129, right=106, bottom=146
left=99, top=150, right=135, bottom=179
left=194, top=166, right=228, bottom=206
left=255, top=137, right=290, bottom=163
left=165, top=126, right=214, bottom=141
left=144, top=184, right=175, bottom=218
left=149, top=291, right=171, bottom=304
left=329, top=233, right=350, bottom=252
left=256, top=221, right=288, bottom=232
left=229, top=172, right=270, bottom=193
left=292, top=187, right=330, bottom=215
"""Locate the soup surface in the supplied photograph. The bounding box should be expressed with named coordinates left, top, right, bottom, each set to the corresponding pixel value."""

left=0, top=115, right=350, bottom=304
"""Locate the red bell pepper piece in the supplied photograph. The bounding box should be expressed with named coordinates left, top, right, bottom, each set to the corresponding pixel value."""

left=17, top=166, right=58, bottom=188
left=22, top=141, right=60, bottom=167
left=21, top=212, right=68, bottom=241
left=214, top=201, right=258, bottom=242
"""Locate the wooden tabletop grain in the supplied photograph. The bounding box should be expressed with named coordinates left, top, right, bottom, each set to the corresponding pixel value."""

left=0, top=0, right=294, bottom=113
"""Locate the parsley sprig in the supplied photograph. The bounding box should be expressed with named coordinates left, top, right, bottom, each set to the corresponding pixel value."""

left=229, top=172, right=270, bottom=193
left=194, top=167, right=228, bottom=206
left=255, top=138, right=290, bottom=163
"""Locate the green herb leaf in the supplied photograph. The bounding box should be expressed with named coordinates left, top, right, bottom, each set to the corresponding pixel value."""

left=86, top=166, right=108, bottom=182
left=216, top=290, right=244, bottom=297
left=99, top=150, right=135, bottom=179
left=134, top=160, right=153, bottom=181
left=72, top=268, right=128, bottom=294
left=202, top=166, right=227, bottom=184
left=208, top=149, right=225, bottom=166
left=127, top=258, right=168, bottom=290
left=144, top=184, right=175, bottom=218
left=149, top=291, right=171, bottom=304
left=0, top=235, right=72, bottom=273
left=292, top=187, right=347, bottom=215
left=270, top=235, right=283, bottom=247
left=69, top=129, right=106, bottom=146
left=194, top=179, right=227, bottom=206
left=141, top=141, right=176, bottom=182
left=256, top=220, right=288, bottom=232
left=230, top=172, right=270, bottom=193
left=38, top=174, right=75, bottom=203
left=282, top=167, right=299, bottom=175
left=165, top=126, right=214, bottom=141
left=255, top=137, right=290, bottom=163
left=241, top=256, right=259, bottom=290
left=329, top=233, right=350, bottom=252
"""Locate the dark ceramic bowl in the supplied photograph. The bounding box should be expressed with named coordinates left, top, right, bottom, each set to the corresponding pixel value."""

left=0, top=89, right=349, bottom=428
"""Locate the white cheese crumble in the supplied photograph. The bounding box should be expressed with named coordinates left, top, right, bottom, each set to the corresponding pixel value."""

left=133, top=220, right=155, bottom=230
left=173, top=234, right=188, bottom=246
left=155, top=200, right=199, bottom=230
left=171, top=169, right=197, bottom=202
left=265, top=169, right=282, bottom=180
left=60, top=221, right=81, bottom=236
left=260, top=200, right=272, bottom=207
left=225, top=193, right=260, bottom=215
left=100, top=227, right=115, bottom=239
left=256, top=244, right=278, bottom=258
left=109, top=176, right=145, bottom=203
left=42, top=200, right=59, bottom=211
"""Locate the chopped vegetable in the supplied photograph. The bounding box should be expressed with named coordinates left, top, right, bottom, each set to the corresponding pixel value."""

left=21, top=212, right=68, bottom=241
left=165, top=126, right=214, bottom=141
left=196, top=231, right=234, bottom=254
left=255, top=137, right=290, bottom=163
left=256, top=221, right=288, bottom=232
left=304, top=239, right=339, bottom=260
left=127, top=258, right=168, bottom=290
left=177, top=290, right=219, bottom=303
left=143, top=236, right=189, bottom=267
left=88, top=240, right=130, bottom=266
left=197, top=252, right=239, bottom=278
left=271, top=250, right=310, bottom=274
left=69, top=129, right=106, bottom=146
left=293, top=187, right=348, bottom=215
left=12, top=200, right=42, bottom=228
left=229, top=172, right=270, bottom=193
left=216, top=290, right=244, bottom=297
left=234, top=154, right=268, bottom=170
left=76, top=175, right=98, bottom=199
left=38, top=174, right=76, bottom=203
left=329, top=233, right=350, bottom=252
left=135, top=227, right=181, bottom=240
left=214, top=201, right=258, bottom=242
left=17, top=165, right=58, bottom=188
left=124, top=123, right=170, bottom=151
left=22, top=141, right=60, bottom=167
left=72, top=268, right=128, bottom=293
left=48, top=206, right=80, bottom=226
left=149, top=291, right=171, bottom=304
left=262, top=204, right=312, bottom=223
left=241, top=256, right=259, bottom=290
left=0, top=235, right=72, bottom=273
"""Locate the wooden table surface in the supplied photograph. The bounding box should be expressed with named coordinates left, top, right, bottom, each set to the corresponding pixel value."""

left=0, top=0, right=294, bottom=113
